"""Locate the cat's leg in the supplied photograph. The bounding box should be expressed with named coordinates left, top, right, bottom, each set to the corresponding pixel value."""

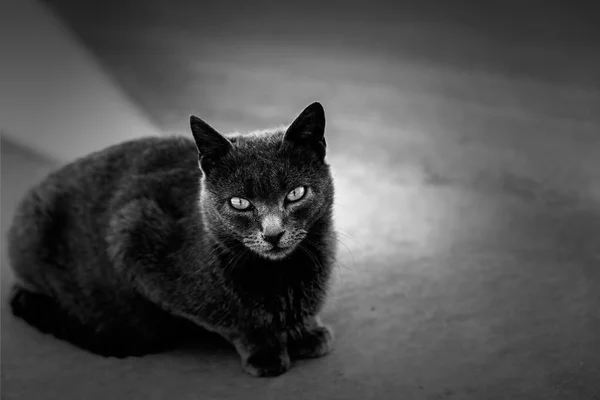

left=224, top=330, right=291, bottom=377
left=288, top=315, right=334, bottom=360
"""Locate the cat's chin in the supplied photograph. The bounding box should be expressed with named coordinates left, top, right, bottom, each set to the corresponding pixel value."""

left=255, top=246, right=295, bottom=261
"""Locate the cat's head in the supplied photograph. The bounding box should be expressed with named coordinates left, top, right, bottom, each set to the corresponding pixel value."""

left=190, top=102, right=334, bottom=261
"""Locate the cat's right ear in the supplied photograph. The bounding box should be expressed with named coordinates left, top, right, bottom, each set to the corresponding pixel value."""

left=283, top=102, right=327, bottom=160
left=190, top=115, right=232, bottom=173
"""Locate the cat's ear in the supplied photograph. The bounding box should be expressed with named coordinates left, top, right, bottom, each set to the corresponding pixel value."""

left=190, top=115, right=232, bottom=172
left=283, top=102, right=327, bottom=159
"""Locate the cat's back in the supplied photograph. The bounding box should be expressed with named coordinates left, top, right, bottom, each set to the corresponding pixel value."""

left=18, top=135, right=198, bottom=206
left=7, top=135, right=199, bottom=291
left=12, top=134, right=200, bottom=231
left=49, top=135, right=197, bottom=187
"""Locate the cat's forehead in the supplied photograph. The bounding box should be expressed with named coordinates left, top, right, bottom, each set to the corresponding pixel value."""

left=206, top=132, right=291, bottom=196
left=228, top=131, right=289, bottom=169
left=206, top=129, right=328, bottom=199
left=228, top=129, right=285, bottom=150
left=221, top=153, right=296, bottom=197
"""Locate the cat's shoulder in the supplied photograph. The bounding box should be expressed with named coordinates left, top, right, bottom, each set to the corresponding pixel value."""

left=54, top=135, right=197, bottom=179
left=106, top=135, right=200, bottom=210
left=119, top=135, right=198, bottom=172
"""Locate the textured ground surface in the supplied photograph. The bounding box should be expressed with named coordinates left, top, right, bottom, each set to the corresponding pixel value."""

left=2, top=1, right=600, bottom=399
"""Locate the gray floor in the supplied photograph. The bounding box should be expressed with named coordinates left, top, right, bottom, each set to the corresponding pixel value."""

left=2, top=1, right=600, bottom=399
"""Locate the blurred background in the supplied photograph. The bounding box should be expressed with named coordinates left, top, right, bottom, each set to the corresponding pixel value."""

left=1, top=0, right=599, bottom=399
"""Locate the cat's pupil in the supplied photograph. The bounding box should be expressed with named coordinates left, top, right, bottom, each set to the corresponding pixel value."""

left=231, top=197, right=250, bottom=210
left=287, top=186, right=305, bottom=202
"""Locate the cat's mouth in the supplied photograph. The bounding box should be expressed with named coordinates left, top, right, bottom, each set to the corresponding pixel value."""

left=259, top=245, right=294, bottom=261
left=242, top=237, right=300, bottom=261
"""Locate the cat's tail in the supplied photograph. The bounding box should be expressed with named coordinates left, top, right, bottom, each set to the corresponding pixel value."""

left=9, top=284, right=90, bottom=344
left=9, top=284, right=125, bottom=356
left=9, top=284, right=176, bottom=357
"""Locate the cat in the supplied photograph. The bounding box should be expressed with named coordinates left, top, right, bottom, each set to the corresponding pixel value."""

left=7, top=102, right=336, bottom=377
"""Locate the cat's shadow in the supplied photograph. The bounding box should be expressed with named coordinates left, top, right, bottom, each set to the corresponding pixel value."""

left=171, top=327, right=236, bottom=359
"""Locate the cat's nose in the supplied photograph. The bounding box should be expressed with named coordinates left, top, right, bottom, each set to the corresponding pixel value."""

left=262, top=231, right=285, bottom=246
left=261, top=214, right=285, bottom=246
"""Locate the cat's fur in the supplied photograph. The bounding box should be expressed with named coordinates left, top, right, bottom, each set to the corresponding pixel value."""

left=7, top=102, right=336, bottom=377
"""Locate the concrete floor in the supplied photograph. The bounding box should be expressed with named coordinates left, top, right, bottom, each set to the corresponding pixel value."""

left=2, top=1, right=600, bottom=399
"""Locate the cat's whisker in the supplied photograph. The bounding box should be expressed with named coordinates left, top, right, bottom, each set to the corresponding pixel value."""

left=300, top=243, right=345, bottom=287
left=205, top=243, right=229, bottom=260
left=331, top=237, right=356, bottom=268
left=332, top=227, right=356, bottom=240
left=302, top=238, right=351, bottom=274
left=334, top=234, right=357, bottom=246
left=222, top=248, right=247, bottom=276
left=334, top=226, right=355, bottom=237
left=332, top=227, right=359, bottom=243
left=304, top=235, right=354, bottom=271
left=299, top=244, right=322, bottom=270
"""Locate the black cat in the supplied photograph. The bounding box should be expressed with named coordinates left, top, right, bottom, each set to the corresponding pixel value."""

left=7, top=102, right=336, bottom=377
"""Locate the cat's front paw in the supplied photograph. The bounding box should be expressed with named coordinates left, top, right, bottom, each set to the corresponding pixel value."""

left=289, top=325, right=334, bottom=359
left=242, top=348, right=291, bottom=377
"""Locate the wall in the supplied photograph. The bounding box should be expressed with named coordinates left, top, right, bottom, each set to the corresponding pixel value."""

left=0, top=0, right=163, bottom=163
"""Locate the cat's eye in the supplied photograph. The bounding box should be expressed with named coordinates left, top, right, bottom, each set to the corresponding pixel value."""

left=286, top=186, right=306, bottom=202
left=230, top=197, right=251, bottom=210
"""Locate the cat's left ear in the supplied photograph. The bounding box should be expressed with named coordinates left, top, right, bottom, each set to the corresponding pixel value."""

left=190, top=115, right=232, bottom=172
left=283, top=102, right=327, bottom=160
